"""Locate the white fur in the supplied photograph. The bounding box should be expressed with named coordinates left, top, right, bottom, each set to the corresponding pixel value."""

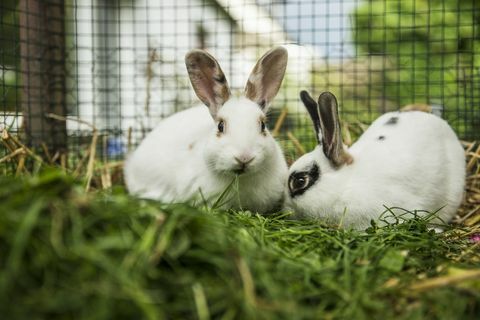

left=286, top=111, right=466, bottom=229
left=124, top=98, right=288, bottom=213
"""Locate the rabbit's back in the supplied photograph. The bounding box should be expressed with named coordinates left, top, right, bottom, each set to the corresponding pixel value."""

left=124, top=106, right=214, bottom=200
left=348, top=111, right=465, bottom=223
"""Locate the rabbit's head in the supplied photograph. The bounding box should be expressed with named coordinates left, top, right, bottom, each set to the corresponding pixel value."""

left=185, top=47, right=288, bottom=177
left=287, top=91, right=353, bottom=201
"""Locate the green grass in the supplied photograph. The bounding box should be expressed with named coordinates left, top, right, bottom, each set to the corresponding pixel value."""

left=0, top=169, right=479, bottom=319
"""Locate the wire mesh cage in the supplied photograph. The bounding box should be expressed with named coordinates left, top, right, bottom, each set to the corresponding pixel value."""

left=1, top=0, right=479, bottom=168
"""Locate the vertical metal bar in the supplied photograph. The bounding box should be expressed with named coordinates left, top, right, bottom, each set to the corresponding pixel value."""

left=96, top=0, right=120, bottom=133
left=19, top=0, right=67, bottom=157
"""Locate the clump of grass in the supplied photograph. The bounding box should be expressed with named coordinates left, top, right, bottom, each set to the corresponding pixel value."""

left=1, top=120, right=479, bottom=318
left=0, top=170, right=479, bottom=319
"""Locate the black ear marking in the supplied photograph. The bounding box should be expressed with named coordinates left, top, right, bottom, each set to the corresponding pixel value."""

left=214, top=74, right=226, bottom=84
left=259, top=99, right=266, bottom=109
left=300, top=90, right=321, bottom=143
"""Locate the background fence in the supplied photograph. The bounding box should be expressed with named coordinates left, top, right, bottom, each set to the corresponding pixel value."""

left=1, top=0, right=479, bottom=166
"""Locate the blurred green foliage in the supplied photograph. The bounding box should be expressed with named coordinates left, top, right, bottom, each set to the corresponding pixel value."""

left=352, top=0, right=480, bottom=139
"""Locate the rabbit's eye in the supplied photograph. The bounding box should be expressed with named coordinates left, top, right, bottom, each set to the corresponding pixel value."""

left=291, top=175, right=309, bottom=191
left=260, top=120, right=266, bottom=132
left=218, top=120, right=225, bottom=133
left=288, top=164, right=319, bottom=197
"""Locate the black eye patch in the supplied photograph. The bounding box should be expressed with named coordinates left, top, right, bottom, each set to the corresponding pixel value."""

left=288, top=164, right=320, bottom=198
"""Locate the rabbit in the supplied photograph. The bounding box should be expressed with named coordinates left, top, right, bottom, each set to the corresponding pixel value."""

left=124, top=47, right=289, bottom=213
left=285, top=90, right=466, bottom=230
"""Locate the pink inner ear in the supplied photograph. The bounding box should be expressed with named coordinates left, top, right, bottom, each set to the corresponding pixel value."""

left=245, top=47, right=287, bottom=107
left=194, top=71, right=216, bottom=107
left=259, top=53, right=286, bottom=101
left=186, top=54, right=218, bottom=107
left=186, top=51, right=231, bottom=119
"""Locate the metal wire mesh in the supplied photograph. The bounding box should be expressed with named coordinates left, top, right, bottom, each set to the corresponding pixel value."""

left=1, top=0, right=479, bottom=165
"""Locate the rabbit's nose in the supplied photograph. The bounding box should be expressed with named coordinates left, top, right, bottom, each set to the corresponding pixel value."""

left=234, top=155, right=255, bottom=166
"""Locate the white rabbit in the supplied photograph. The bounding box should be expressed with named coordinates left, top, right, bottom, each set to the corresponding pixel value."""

left=124, top=47, right=289, bottom=213
left=286, top=91, right=465, bottom=230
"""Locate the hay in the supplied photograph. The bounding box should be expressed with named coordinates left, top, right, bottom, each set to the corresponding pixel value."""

left=271, top=107, right=288, bottom=137
left=456, top=141, right=480, bottom=227
left=286, top=131, right=306, bottom=155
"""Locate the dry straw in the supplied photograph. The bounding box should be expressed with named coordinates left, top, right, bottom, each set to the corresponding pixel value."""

left=457, top=141, right=480, bottom=227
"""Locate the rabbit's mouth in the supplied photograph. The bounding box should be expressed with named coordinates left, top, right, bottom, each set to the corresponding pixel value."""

left=232, top=155, right=256, bottom=175
left=233, top=165, right=247, bottom=175
left=215, top=165, right=251, bottom=177
left=232, top=163, right=259, bottom=176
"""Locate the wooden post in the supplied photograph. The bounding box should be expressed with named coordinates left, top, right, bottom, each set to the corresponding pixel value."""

left=19, top=0, right=67, bottom=157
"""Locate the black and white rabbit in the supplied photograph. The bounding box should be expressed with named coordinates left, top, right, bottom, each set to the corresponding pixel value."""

left=286, top=91, right=465, bottom=229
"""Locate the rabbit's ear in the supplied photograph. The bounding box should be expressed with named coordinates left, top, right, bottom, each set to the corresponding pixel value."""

left=245, top=46, right=288, bottom=111
left=317, top=92, right=353, bottom=168
left=185, top=49, right=231, bottom=119
left=300, top=90, right=321, bottom=143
